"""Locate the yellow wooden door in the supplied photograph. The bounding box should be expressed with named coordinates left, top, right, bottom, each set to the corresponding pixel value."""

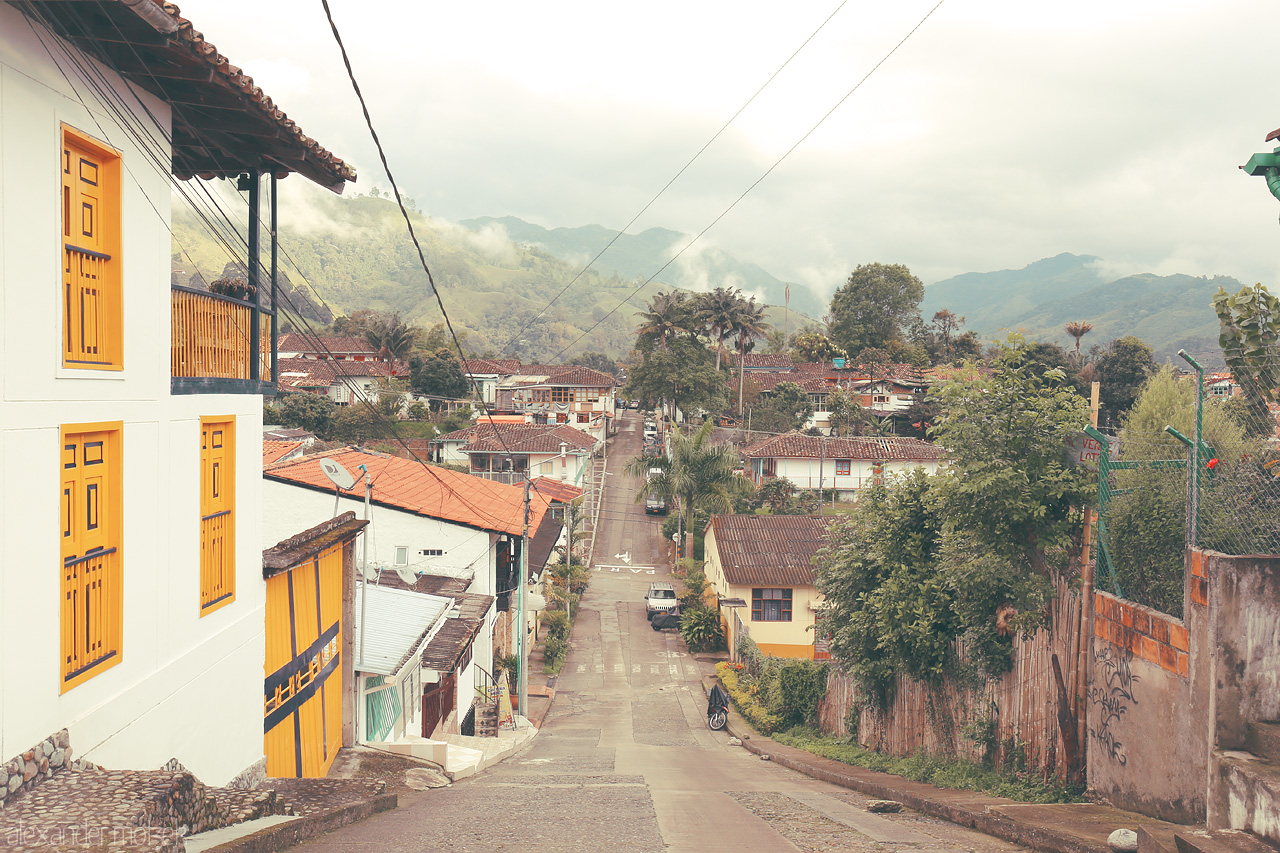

left=60, top=424, right=122, bottom=690
left=264, top=544, right=344, bottom=777
left=200, top=418, right=235, bottom=614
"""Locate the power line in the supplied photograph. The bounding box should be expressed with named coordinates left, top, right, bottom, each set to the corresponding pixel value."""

left=496, top=0, right=851, bottom=358
left=547, top=0, right=951, bottom=363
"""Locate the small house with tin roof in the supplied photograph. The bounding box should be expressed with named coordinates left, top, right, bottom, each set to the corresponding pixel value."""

left=704, top=515, right=835, bottom=660
left=431, top=422, right=598, bottom=485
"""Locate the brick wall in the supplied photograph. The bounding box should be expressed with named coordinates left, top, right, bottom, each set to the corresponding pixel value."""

left=1094, top=591, right=1189, bottom=678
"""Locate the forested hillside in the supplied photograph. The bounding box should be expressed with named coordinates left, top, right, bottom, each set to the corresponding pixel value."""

left=172, top=193, right=801, bottom=363
left=922, top=253, right=1237, bottom=362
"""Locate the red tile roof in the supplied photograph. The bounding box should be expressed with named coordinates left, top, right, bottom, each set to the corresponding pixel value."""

left=709, top=515, right=835, bottom=586
left=276, top=356, right=392, bottom=391
left=463, top=358, right=523, bottom=375
left=743, top=434, right=943, bottom=461
left=278, top=333, right=380, bottom=357
left=734, top=353, right=798, bottom=370
left=265, top=448, right=549, bottom=536
left=517, top=365, right=616, bottom=387
left=263, top=440, right=303, bottom=466
left=529, top=478, right=585, bottom=503
left=434, top=423, right=597, bottom=454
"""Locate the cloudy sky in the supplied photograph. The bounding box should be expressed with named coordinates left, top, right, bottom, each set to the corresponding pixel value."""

left=178, top=0, right=1280, bottom=304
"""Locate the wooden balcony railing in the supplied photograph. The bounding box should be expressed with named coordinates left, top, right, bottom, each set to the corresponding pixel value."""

left=171, top=285, right=273, bottom=395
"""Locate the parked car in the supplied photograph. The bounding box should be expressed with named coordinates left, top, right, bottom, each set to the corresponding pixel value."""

left=645, top=495, right=668, bottom=515
left=645, top=582, right=678, bottom=618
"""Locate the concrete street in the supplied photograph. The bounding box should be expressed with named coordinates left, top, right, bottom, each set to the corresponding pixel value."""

left=292, top=413, right=1033, bottom=851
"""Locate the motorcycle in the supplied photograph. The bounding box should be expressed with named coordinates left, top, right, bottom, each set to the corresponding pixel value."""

left=707, top=682, right=729, bottom=731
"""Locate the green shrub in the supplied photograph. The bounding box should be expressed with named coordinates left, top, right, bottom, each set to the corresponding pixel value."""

left=679, top=606, right=725, bottom=652
left=716, top=662, right=783, bottom=733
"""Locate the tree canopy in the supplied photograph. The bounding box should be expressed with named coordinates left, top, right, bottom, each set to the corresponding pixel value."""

left=827, top=263, right=925, bottom=357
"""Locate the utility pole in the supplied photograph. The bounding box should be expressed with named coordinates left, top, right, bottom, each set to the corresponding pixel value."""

left=357, top=463, right=371, bottom=742
left=518, top=476, right=530, bottom=722
left=1072, top=382, right=1100, bottom=780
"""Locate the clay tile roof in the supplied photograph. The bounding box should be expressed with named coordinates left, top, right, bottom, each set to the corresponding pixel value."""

left=463, top=358, right=523, bottom=375
left=734, top=353, right=798, bottom=369
left=440, top=424, right=596, bottom=454
left=520, top=365, right=616, bottom=387
left=278, top=333, right=379, bottom=356
left=263, top=440, right=303, bottom=466
left=529, top=478, right=585, bottom=503
left=18, top=1, right=354, bottom=190
left=265, top=447, right=550, bottom=536
left=709, top=515, right=835, bottom=586
left=743, top=434, right=944, bottom=461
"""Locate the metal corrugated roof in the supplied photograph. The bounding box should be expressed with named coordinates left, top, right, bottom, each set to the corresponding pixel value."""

left=354, top=584, right=452, bottom=677
left=709, top=515, right=835, bottom=587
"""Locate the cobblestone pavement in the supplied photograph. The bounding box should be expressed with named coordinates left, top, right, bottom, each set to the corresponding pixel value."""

left=288, top=413, right=1038, bottom=852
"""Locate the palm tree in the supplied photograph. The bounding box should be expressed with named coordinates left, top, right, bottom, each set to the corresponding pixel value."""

left=696, top=286, right=741, bottom=371
left=364, top=312, right=420, bottom=375
left=1065, top=320, right=1094, bottom=360
left=635, top=291, right=693, bottom=351
left=625, top=420, right=749, bottom=559
left=733, top=298, right=771, bottom=417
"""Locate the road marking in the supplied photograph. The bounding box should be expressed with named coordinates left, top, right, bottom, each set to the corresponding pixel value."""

left=613, top=663, right=624, bottom=673
left=577, top=664, right=586, bottom=673
left=650, top=664, right=659, bottom=674
left=632, top=664, right=640, bottom=673
left=668, top=665, right=680, bottom=676
left=594, top=664, right=604, bottom=673
left=594, top=564, right=656, bottom=571
left=685, top=665, right=698, bottom=676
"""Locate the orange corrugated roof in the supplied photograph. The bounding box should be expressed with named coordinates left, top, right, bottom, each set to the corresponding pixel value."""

left=265, top=447, right=549, bottom=536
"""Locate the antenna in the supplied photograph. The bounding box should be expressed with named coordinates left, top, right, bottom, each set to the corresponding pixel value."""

left=395, top=565, right=418, bottom=586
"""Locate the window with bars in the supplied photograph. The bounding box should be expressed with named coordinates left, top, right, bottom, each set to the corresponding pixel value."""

left=200, top=417, right=236, bottom=615
left=751, top=588, right=792, bottom=622
left=61, top=125, right=122, bottom=371
left=835, top=459, right=851, bottom=476
left=60, top=422, right=123, bottom=691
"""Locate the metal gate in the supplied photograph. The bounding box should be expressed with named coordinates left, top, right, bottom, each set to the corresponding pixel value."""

left=264, top=542, right=344, bottom=777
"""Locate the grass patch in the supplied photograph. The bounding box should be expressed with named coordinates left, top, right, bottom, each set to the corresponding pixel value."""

left=771, top=725, right=1083, bottom=804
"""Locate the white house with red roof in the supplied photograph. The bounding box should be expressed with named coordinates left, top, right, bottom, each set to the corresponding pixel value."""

left=740, top=360, right=928, bottom=433
left=461, top=357, right=524, bottom=405
left=262, top=448, right=560, bottom=738
left=432, top=422, right=599, bottom=486
left=0, top=0, right=353, bottom=789
left=278, top=332, right=381, bottom=363
left=277, top=356, right=393, bottom=406
left=742, top=434, right=944, bottom=499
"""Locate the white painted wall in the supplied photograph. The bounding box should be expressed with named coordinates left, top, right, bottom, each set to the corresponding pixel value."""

left=755, top=458, right=940, bottom=497
left=0, top=10, right=267, bottom=785
left=261, top=479, right=498, bottom=703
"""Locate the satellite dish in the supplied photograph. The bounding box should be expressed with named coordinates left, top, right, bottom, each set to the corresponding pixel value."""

left=319, top=458, right=356, bottom=491
left=395, top=566, right=418, bottom=586
left=362, top=562, right=378, bottom=582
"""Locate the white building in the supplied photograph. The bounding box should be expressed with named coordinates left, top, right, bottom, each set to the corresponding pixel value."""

left=742, top=435, right=944, bottom=500
left=262, top=447, right=558, bottom=736
left=432, top=422, right=599, bottom=486
left=0, top=0, right=354, bottom=789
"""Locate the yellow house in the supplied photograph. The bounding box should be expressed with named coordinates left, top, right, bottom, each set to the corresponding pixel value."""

left=704, top=515, right=835, bottom=660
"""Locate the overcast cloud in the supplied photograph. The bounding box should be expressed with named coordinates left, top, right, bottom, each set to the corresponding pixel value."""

left=176, top=0, right=1280, bottom=305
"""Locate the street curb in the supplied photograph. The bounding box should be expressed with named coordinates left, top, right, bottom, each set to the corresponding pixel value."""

left=204, top=793, right=398, bottom=853
left=700, top=675, right=1107, bottom=853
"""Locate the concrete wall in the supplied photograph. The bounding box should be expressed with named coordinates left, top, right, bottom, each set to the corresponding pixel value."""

left=0, top=8, right=265, bottom=786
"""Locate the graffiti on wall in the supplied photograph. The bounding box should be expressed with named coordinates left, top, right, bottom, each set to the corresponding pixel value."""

left=1089, top=644, right=1139, bottom=765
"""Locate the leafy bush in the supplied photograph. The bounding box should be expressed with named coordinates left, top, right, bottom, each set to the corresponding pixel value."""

left=544, top=635, right=568, bottom=670
left=716, top=662, right=783, bottom=733
left=679, top=606, right=725, bottom=652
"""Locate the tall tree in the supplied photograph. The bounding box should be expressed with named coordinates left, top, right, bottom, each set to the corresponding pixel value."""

left=827, top=263, right=925, bottom=357
left=733, top=298, right=771, bottom=416
left=410, top=348, right=469, bottom=404
left=696, top=286, right=742, bottom=370
left=750, top=381, right=814, bottom=434
left=635, top=291, right=696, bottom=351
left=624, top=338, right=728, bottom=417
left=363, top=312, right=420, bottom=373
left=1213, top=282, right=1280, bottom=437
left=931, top=337, right=1091, bottom=578
left=1064, top=320, right=1094, bottom=360
left=1093, top=336, right=1157, bottom=427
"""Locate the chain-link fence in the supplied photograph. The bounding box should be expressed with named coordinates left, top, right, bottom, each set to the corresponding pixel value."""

left=1094, top=349, right=1280, bottom=616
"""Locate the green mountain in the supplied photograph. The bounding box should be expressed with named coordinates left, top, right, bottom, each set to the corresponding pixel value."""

left=460, top=215, right=827, bottom=317
left=170, top=194, right=800, bottom=363
left=922, top=253, right=1233, bottom=364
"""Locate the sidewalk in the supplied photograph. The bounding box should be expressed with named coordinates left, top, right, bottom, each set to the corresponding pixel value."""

left=698, top=672, right=1218, bottom=853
